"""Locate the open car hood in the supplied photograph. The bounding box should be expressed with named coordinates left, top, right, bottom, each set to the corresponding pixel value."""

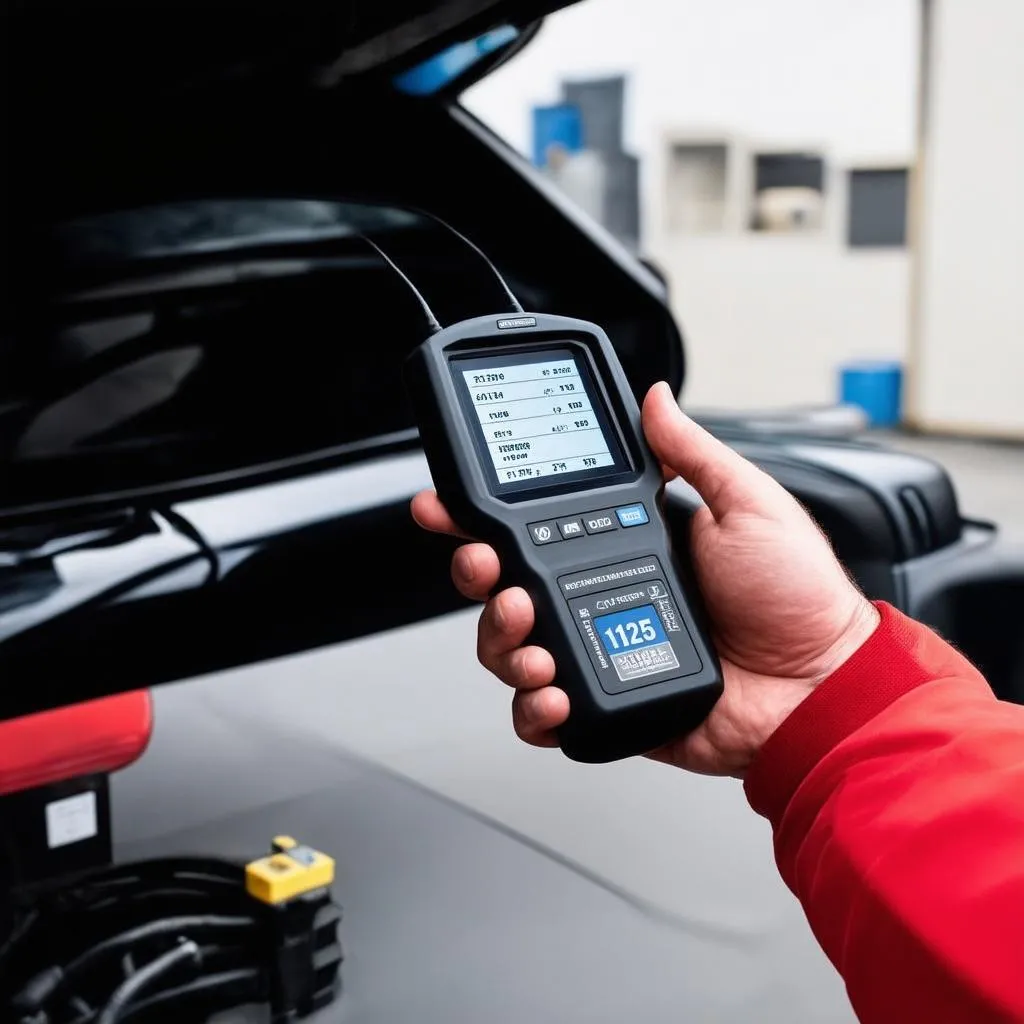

left=5, top=0, right=574, bottom=101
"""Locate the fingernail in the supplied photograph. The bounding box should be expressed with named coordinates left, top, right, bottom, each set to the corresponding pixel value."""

left=492, top=595, right=507, bottom=631
left=517, top=648, right=534, bottom=683
left=455, top=548, right=476, bottom=585
left=520, top=687, right=539, bottom=723
left=660, top=381, right=685, bottom=414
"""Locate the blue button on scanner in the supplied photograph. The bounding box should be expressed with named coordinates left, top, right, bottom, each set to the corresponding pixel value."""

left=615, top=503, right=649, bottom=528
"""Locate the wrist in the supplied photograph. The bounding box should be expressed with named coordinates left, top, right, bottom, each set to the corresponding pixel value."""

left=744, top=601, right=987, bottom=824
left=809, top=596, right=882, bottom=685
left=660, top=595, right=884, bottom=778
left=731, top=598, right=881, bottom=777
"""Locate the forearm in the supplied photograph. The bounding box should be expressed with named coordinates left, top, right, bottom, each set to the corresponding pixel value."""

left=746, top=604, right=1024, bottom=1023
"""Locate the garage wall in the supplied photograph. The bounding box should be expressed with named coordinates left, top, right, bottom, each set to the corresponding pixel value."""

left=648, top=235, right=909, bottom=410
left=911, top=0, right=1024, bottom=436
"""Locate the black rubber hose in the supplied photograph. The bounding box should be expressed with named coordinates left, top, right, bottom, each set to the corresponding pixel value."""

left=77, top=858, right=245, bottom=890
left=120, top=967, right=261, bottom=1022
left=12, top=915, right=254, bottom=1011
left=64, top=915, right=253, bottom=978
left=63, top=965, right=261, bottom=1024
left=65, top=859, right=245, bottom=907
left=96, top=940, right=202, bottom=1024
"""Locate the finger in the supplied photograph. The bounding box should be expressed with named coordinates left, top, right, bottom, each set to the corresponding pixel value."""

left=476, top=590, right=558, bottom=694
left=411, top=489, right=471, bottom=539
left=476, top=587, right=535, bottom=674
left=489, top=645, right=556, bottom=690
left=642, top=382, right=779, bottom=519
left=512, top=687, right=570, bottom=747
left=451, top=543, right=501, bottom=602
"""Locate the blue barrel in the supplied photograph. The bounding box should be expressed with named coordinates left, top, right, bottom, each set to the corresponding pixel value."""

left=532, top=104, right=583, bottom=168
left=839, top=361, right=903, bottom=427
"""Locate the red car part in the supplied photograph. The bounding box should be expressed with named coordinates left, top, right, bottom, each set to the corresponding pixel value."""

left=0, top=691, right=152, bottom=796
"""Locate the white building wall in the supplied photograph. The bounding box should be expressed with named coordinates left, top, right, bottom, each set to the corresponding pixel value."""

left=649, top=237, right=910, bottom=410
left=911, top=0, right=1024, bottom=436
left=465, top=0, right=918, bottom=412
left=647, top=140, right=911, bottom=411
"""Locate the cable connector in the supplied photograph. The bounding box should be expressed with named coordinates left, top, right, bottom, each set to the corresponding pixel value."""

left=246, top=843, right=334, bottom=906
left=246, top=839, right=343, bottom=1022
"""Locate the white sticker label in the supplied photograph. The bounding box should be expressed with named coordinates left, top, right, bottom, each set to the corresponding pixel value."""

left=45, top=791, right=98, bottom=849
left=610, top=642, right=681, bottom=682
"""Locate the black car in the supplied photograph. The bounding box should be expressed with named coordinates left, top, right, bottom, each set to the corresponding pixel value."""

left=2, top=1, right=1023, bottom=1021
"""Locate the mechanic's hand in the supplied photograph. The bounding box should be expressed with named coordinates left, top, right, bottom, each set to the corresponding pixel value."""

left=411, top=381, right=879, bottom=777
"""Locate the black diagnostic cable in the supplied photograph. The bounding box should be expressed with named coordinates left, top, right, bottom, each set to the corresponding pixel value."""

left=62, top=914, right=252, bottom=977
left=11, top=914, right=255, bottom=1014
left=415, top=210, right=525, bottom=315
left=4, top=849, right=340, bottom=1024
left=361, top=236, right=442, bottom=334
left=63, top=964, right=262, bottom=1024
left=94, top=940, right=202, bottom=1024
left=361, top=210, right=525, bottom=334
left=0, top=908, right=37, bottom=962
left=6, top=867, right=256, bottom=1009
left=100, top=968, right=261, bottom=1024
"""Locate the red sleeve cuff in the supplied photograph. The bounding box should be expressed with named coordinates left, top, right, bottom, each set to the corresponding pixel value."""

left=744, top=602, right=947, bottom=825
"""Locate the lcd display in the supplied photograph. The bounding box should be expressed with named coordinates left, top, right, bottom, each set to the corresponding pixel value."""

left=459, top=350, right=622, bottom=489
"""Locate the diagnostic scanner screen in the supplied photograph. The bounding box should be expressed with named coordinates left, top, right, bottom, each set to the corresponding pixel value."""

left=458, top=349, right=622, bottom=490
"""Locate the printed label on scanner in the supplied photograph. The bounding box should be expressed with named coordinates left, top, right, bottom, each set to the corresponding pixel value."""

left=593, top=604, right=681, bottom=682
left=562, top=558, right=703, bottom=694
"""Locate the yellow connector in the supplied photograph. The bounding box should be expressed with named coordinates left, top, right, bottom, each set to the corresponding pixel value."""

left=246, top=841, right=335, bottom=905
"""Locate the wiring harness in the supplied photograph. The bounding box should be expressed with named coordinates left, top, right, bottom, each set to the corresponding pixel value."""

left=0, top=846, right=342, bottom=1024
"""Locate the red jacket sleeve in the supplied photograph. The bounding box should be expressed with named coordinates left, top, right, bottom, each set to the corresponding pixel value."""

left=744, top=602, right=1024, bottom=1023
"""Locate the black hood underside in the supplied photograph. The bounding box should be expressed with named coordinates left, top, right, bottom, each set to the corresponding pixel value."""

left=4, top=0, right=577, bottom=103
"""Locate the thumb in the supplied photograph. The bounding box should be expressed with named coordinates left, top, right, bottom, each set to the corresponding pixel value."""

left=641, top=382, right=771, bottom=519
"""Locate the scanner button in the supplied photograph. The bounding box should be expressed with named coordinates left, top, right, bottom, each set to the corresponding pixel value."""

left=583, top=513, right=617, bottom=535
left=615, top=503, right=649, bottom=528
left=557, top=518, right=586, bottom=540
left=529, top=521, right=561, bottom=545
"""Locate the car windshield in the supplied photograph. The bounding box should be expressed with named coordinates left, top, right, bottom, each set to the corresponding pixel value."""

left=0, top=197, right=544, bottom=509
left=50, top=201, right=421, bottom=270
left=0, top=201, right=458, bottom=506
